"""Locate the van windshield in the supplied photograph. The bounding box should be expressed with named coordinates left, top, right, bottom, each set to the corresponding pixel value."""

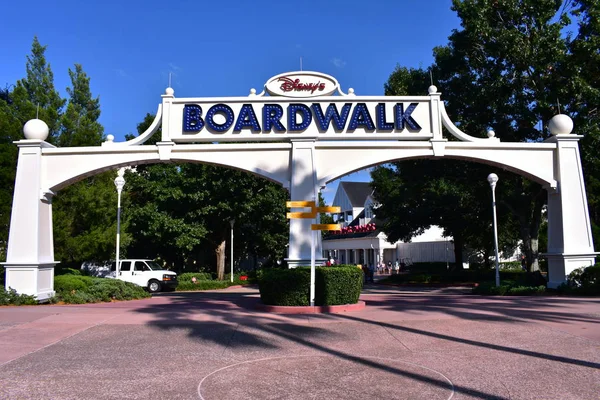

left=146, top=261, right=164, bottom=271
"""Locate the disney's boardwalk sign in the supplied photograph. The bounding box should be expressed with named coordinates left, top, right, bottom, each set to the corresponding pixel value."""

left=168, top=71, right=435, bottom=142
left=5, top=68, right=596, bottom=302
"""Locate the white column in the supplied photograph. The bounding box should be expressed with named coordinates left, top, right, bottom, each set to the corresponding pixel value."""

left=545, top=120, right=598, bottom=288
left=3, top=140, right=58, bottom=301
left=286, top=140, right=324, bottom=268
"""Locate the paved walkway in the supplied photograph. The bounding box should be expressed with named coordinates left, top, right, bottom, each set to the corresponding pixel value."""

left=0, top=285, right=599, bottom=399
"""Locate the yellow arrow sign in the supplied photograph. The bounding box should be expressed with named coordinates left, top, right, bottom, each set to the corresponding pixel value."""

left=286, top=201, right=316, bottom=208
left=311, top=224, right=341, bottom=231
left=315, top=206, right=341, bottom=213
left=286, top=211, right=317, bottom=219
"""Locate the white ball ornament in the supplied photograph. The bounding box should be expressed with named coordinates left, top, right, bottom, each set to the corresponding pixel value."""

left=548, top=114, right=573, bottom=135
left=165, top=87, right=174, bottom=96
left=487, top=130, right=496, bottom=138
left=23, top=119, right=49, bottom=141
left=428, top=85, right=438, bottom=94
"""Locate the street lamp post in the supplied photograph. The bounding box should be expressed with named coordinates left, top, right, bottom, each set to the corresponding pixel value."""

left=114, top=169, right=125, bottom=278
left=230, top=219, right=235, bottom=283
left=487, top=173, right=500, bottom=287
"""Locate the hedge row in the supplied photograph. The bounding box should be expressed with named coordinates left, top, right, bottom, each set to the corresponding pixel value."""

left=472, top=282, right=546, bottom=296
left=53, top=275, right=150, bottom=304
left=384, top=269, right=547, bottom=286
left=258, top=265, right=363, bottom=306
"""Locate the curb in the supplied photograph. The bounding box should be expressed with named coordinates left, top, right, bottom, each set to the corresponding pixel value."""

left=256, top=301, right=366, bottom=314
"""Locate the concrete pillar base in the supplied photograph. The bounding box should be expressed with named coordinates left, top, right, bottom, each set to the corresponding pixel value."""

left=544, top=252, right=599, bottom=289
left=3, top=262, right=57, bottom=302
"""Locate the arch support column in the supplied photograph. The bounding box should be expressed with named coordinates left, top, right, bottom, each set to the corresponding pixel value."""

left=286, top=140, right=324, bottom=268
left=2, top=140, right=58, bottom=301
left=545, top=134, right=598, bottom=288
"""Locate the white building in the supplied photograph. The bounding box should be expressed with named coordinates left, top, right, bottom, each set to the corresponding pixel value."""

left=322, top=182, right=455, bottom=266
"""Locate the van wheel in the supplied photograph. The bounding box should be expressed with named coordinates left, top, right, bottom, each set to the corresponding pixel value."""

left=148, top=280, right=161, bottom=293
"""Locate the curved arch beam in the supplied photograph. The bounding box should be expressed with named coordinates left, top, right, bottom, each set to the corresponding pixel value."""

left=42, top=143, right=292, bottom=193
left=440, top=103, right=499, bottom=143
left=315, top=141, right=557, bottom=189
left=101, top=105, right=162, bottom=147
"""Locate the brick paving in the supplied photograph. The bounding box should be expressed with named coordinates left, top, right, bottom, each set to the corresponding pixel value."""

left=0, top=285, right=598, bottom=399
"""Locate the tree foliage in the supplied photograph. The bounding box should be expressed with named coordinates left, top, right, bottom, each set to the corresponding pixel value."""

left=377, top=0, right=599, bottom=270
left=124, top=115, right=290, bottom=277
left=0, top=37, right=65, bottom=260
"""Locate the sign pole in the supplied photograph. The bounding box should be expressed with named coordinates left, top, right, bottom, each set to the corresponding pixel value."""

left=286, top=201, right=340, bottom=308
left=310, top=229, right=316, bottom=306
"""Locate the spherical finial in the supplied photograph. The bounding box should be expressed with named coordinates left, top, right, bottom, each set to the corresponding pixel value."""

left=165, top=87, right=174, bottom=96
left=428, top=85, right=438, bottom=94
left=487, top=130, right=495, bottom=138
left=348, top=88, right=355, bottom=95
left=487, top=173, right=499, bottom=187
left=23, top=119, right=49, bottom=141
left=105, top=134, right=115, bottom=143
left=548, top=114, right=573, bottom=135
left=249, top=88, right=257, bottom=96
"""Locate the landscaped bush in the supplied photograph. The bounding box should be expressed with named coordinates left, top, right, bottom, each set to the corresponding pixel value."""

left=258, top=266, right=363, bottom=306
left=54, top=267, right=82, bottom=276
left=54, top=276, right=150, bottom=304
left=557, top=264, right=600, bottom=295
left=176, top=280, right=231, bottom=291
left=472, top=282, right=546, bottom=296
left=0, top=288, right=38, bottom=305
left=178, top=272, right=215, bottom=282
left=383, top=268, right=546, bottom=286
left=54, top=275, right=94, bottom=293
left=259, top=268, right=311, bottom=306
left=315, top=266, right=363, bottom=306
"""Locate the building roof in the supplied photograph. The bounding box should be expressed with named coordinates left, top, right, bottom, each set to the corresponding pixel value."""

left=339, top=182, right=372, bottom=207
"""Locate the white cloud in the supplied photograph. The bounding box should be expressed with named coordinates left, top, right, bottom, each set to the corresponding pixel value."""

left=114, top=69, right=128, bottom=78
left=331, top=58, right=347, bottom=68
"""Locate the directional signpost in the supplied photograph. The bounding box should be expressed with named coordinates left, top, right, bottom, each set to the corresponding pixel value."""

left=286, top=201, right=341, bottom=306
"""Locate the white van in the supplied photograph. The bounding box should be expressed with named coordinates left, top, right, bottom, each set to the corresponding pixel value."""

left=106, top=259, right=178, bottom=293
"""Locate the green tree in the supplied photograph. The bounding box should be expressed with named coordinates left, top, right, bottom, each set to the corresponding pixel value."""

left=377, top=0, right=596, bottom=271
left=52, top=63, right=115, bottom=266
left=16, top=36, right=65, bottom=144
left=568, top=0, right=600, bottom=247
left=0, top=37, right=65, bottom=260
left=124, top=114, right=289, bottom=277
left=58, top=64, right=103, bottom=147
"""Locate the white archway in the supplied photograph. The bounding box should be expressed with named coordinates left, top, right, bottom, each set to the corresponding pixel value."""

left=3, top=71, right=596, bottom=300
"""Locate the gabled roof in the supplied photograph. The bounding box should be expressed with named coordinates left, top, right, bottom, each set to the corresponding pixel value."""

left=339, top=182, right=372, bottom=207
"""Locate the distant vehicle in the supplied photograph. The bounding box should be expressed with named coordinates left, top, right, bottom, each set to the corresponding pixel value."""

left=81, top=261, right=112, bottom=277
left=106, top=259, right=178, bottom=293
left=82, top=259, right=177, bottom=292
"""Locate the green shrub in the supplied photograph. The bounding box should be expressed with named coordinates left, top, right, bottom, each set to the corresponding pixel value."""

left=259, top=268, right=311, bottom=306
left=472, top=282, right=546, bottom=296
left=176, top=280, right=231, bottom=291
left=258, top=266, right=364, bottom=306
left=178, top=272, right=215, bottom=282
left=54, top=275, right=94, bottom=293
left=315, top=266, right=363, bottom=305
left=558, top=264, right=600, bottom=295
left=54, top=276, right=150, bottom=303
left=507, top=285, right=546, bottom=295
left=54, top=267, right=82, bottom=276
left=0, top=288, right=38, bottom=305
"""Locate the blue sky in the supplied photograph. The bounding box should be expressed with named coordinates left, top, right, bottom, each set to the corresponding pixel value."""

left=1, top=0, right=461, bottom=204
